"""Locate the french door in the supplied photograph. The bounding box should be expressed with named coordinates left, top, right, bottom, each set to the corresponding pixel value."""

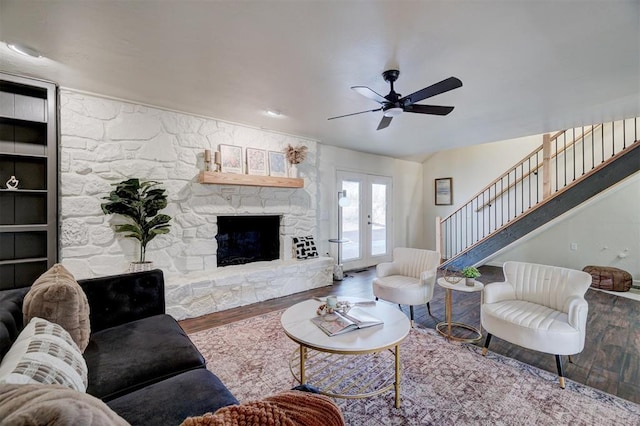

left=337, top=171, right=393, bottom=270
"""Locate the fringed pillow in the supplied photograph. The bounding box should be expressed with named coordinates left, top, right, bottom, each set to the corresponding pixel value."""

left=293, top=236, right=318, bottom=260
left=23, top=264, right=90, bottom=352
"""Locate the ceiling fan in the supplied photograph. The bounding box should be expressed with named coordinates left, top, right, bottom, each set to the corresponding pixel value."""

left=328, top=70, right=462, bottom=130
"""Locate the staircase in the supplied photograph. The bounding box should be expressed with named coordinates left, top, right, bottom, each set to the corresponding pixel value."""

left=438, top=118, right=640, bottom=270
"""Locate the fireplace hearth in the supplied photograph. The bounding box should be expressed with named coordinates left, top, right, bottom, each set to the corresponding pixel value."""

left=216, top=215, right=280, bottom=267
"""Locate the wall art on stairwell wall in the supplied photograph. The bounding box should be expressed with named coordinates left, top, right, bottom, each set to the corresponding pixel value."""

left=435, top=177, right=453, bottom=205
left=219, top=144, right=243, bottom=174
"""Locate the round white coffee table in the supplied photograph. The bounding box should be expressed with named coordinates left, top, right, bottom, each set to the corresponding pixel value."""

left=281, top=297, right=410, bottom=408
left=436, top=277, right=484, bottom=342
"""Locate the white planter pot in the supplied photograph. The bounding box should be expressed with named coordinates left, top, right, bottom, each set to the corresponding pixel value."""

left=289, top=164, right=298, bottom=178
left=465, top=277, right=475, bottom=287
left=128, top=261, right=154, bottom=273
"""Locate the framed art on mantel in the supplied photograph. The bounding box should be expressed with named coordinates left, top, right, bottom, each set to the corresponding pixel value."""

left=220, top=144, right=243, bottom=174
left=246, top=148, right=267, bottom=176
left=435, top=177, right=453, bottom=205
left=268, top=151, right=287, bottom=177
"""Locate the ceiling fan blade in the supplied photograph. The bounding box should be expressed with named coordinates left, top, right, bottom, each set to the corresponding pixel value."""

left=400, top=77, right=463, bottom=107
left=403, top=104, right=455, bottom=116
left=328, top=107, right=382, bottom=121
left=377, top=115, right=393, bottom=130
left=352, top=86, right=388, bottom=104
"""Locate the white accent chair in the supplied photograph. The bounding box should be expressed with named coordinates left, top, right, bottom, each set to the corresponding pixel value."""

left=481, top=261, right=591, bottom=388
left=372, top=248, right=440, bottom=326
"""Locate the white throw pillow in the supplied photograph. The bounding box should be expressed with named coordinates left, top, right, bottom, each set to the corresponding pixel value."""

left=0, top=317, right=88, bottom=392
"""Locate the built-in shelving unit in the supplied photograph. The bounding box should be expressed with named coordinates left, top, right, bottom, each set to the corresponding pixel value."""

left=0, top=73, right=58, bottom=289
left=198, top=171, right=304, bottom=188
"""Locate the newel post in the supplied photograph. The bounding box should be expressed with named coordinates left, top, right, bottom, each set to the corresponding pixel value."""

left=435, top=216, right=442, bottom=262
left=542, top=133, right=551, bottom=200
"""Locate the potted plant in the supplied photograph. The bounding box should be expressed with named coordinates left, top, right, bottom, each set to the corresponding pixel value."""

left=461, top=266, right=481, bottom=287
left=284, top=144, right=308, bottom=178
left=101, top=178, right=171, bottom=272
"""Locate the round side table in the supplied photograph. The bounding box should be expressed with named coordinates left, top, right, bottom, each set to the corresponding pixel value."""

left=436, top=277, right=484, bottom=342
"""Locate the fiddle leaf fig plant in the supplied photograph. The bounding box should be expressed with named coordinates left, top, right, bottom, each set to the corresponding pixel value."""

left=101, top=178, right=171, bottom=263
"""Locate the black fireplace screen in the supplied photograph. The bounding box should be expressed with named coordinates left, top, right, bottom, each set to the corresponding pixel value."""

left=216, top=215, right=280, bottom=267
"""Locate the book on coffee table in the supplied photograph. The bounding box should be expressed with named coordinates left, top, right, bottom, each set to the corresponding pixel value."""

left=310, top=307, right=383, bottom=336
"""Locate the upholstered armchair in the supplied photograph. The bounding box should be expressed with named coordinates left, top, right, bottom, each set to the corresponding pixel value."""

left=481, top=261, right=592, bottom=388
left=372, top=248, right=440, bottom=326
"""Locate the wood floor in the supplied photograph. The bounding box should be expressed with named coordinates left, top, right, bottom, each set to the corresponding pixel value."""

left=179, top=265, right=640, bottom=404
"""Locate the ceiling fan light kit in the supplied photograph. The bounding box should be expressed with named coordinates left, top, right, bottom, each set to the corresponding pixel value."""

left=329, top=69, right=462, bottom=130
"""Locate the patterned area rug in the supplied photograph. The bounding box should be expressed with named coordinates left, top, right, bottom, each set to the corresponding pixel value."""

left=189, top=310, right=640, bottom=425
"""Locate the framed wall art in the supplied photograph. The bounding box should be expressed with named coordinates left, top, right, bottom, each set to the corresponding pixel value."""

left=246, top=148, right=267, bottom=176
left=268, top=151, right=287, bottom=177
left=435, top=177, right=453, bottom=205
left=219, top=144, right=243, bottom=174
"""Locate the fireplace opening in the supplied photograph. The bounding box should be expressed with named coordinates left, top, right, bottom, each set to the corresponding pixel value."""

left=216, top=215, right=280, bottom=267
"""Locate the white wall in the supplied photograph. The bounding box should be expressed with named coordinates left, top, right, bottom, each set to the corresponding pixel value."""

left=317, top=145, right=425, bottom=270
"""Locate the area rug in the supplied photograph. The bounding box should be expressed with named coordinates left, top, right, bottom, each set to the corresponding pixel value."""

left=189, top=310, right=640, bottom=425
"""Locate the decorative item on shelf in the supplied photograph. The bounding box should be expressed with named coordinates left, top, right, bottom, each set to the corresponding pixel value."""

left=442, top=267, right=463, bottom=285
left=5, top=175, right=19, bottom=190
left=219, top=144, right=243, bottom=174
left=246, top=148, right=267, bottom=176
left=284, top=144, right=308, bottom=178
left=268, top=151, right=287, bottom=177
left=204, top=149, right=212, bottom=172
left=101, top=178, right=172, bottom=272
left=214, top=151, right=221, bottom=172
left=461, top=266, right=481, bottom=286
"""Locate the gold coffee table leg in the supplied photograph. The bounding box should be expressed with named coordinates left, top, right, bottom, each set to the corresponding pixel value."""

left=299, top=345, right=306, bottom=384
left=394, top=344, right=401, bottom=408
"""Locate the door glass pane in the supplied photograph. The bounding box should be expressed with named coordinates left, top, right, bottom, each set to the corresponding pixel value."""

left=370, top=183, right=387, bottom=256
left=341, top=180, right=360, bottom=261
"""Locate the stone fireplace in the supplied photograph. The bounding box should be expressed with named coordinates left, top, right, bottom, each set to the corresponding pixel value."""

left=58, top=89, right=332, bottom=320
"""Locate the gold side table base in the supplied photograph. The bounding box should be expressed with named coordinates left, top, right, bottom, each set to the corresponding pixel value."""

left=436, top=321, right=482, bottom=343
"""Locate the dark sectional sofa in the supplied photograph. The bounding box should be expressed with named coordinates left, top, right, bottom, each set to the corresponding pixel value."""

left=0, top=269, right=238, bottom=425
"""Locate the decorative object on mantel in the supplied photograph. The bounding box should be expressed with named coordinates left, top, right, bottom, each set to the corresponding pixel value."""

left=219, top=144, right=243, bottom=174
left=101, top=178, right=172, bottom=272
left=5, top=175, right=19, bottom=190
left=246, top=148, right=268, bottom=176
left=284, top=144, right=308, bottom=178
left=268, top=151, right=287, bottom=177
left=461, top=266, right=481, bottom=286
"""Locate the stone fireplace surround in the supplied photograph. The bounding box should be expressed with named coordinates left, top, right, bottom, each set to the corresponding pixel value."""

left=58, top=90, right=332, bottom=320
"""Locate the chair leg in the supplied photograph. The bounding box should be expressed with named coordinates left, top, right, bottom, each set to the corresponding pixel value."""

left=482, top=333, right=492, bottom=356
left=426, top=302, right=432, bottom=316
left=375, top=297, right=379, bottom=301
left=555, top=355, right=566, bottom=389
left=568, top=355, right=574, bottom=364
left=409, top=305, right=415, bottom=328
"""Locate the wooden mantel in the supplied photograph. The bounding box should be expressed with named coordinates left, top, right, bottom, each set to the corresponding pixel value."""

left=198, top=171, right=304, bottom=188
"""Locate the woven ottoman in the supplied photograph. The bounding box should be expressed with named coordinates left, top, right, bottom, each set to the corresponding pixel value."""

left=582, top=265, right=632, bottom=292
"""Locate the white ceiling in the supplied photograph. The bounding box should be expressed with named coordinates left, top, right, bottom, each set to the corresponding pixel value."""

left=1, top=1, right=638, bottom=161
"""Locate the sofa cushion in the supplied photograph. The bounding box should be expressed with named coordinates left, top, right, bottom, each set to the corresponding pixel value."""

left=107, top=369, right=238, bottom=425
left=84, top=314, right=206, bottom=401
left=0, top=384, right=129, bottom=426
left=0, top=317, right=88, bottom=392
left=0, top=288, right=29, bottom=360
left=23, top=264, right=90, bottom=352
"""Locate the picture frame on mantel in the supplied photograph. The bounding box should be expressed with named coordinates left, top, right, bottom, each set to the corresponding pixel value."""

left=246, top=148, right=267, bottom=176
left=435, top=177, right=453, bottom=205
left=268, top=151, right=287, bottom=177
left=220, top=144, right=243, bottom=174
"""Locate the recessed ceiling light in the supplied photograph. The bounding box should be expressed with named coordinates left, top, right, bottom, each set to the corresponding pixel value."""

left=6, top=42, right=42, bottom=58
left=266, top=109, right=282, bottom=117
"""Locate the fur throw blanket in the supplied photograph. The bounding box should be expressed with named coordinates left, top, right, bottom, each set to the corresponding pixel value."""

left=181, top=390, right=344, bottom=426
left=0, top=384, right=129, bottom=426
